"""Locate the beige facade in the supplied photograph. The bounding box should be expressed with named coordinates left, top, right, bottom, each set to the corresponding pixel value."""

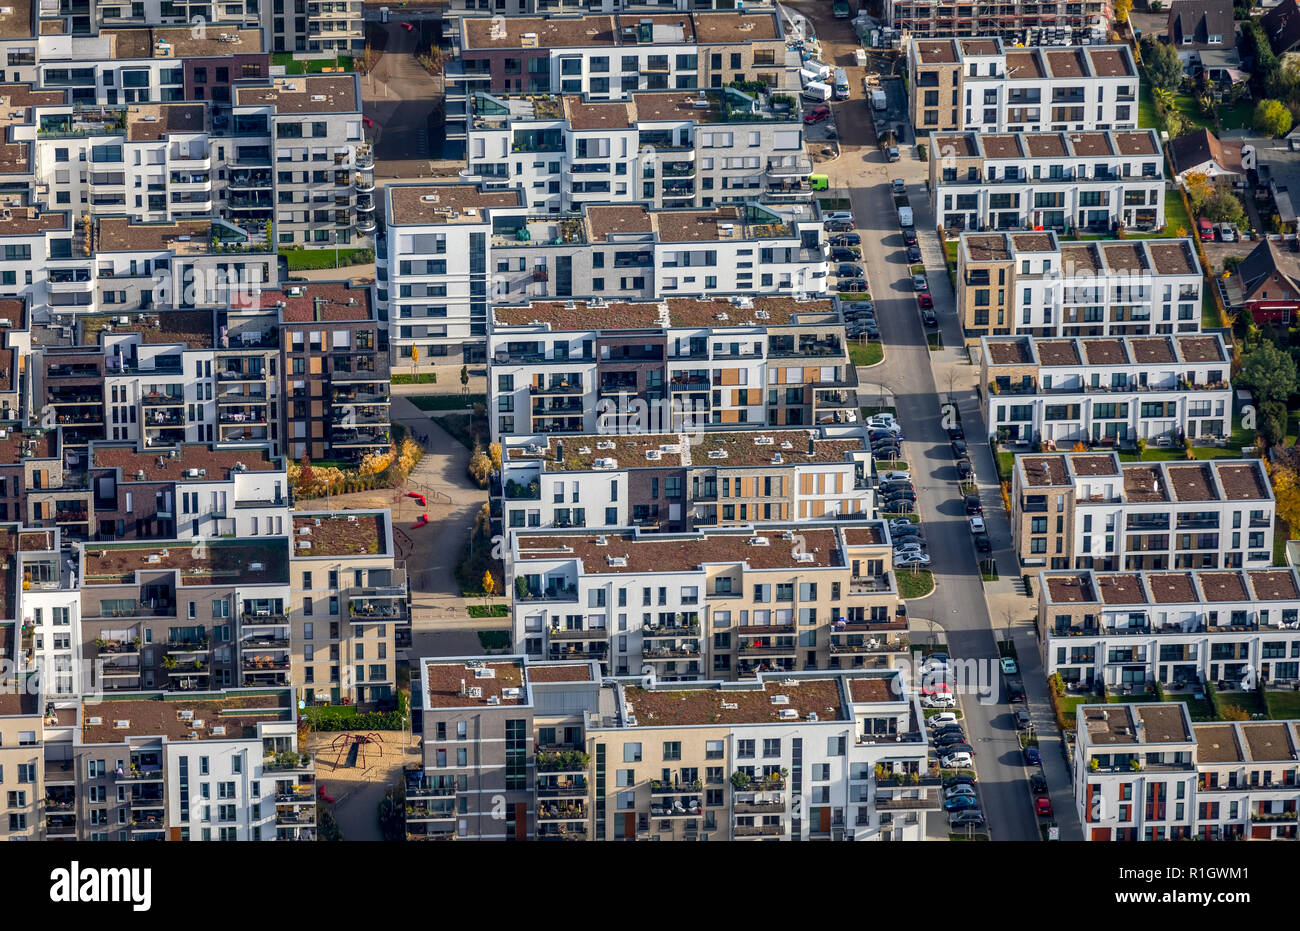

left=0, top=682, right=43, bottom=840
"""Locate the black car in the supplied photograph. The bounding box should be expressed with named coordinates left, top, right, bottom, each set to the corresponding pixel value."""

left=934, top=732, right=969, bottom=749
left=951, top=438, right=968, bottom=459
left=881, top=496, right=915, bottom=512
left=879, top=485, right=915, bottom=498
left=869, top=431, right=899, bottom=445
left=939, top=741, right=975, bottom=757
left=884, top=492, right=918, bottom=505
left=964, top=494, right=983, bottom=515
left=974, top=532, right=992, bottom=553
left=826, top=219, right=854, bottom=233
left=836, top=264, right=865, bottom=279
left=1029, top=772, right=1048, bottom=794
left=831, top=247, right=862, bottom=262
left=831, top=232, right=862, bottom=247
left=840, top=279, right=869, bottom=293
left=891, top=524, right=924, bottom=540
left=944, top=773, right=977, bottom=790
left=1015, top=710, right=1034, bottom=731
left=948, top=424, right=965, bottom=442
left=921, top=309, right=938, bottom=327
left=907, top=244, right=923, bottom=262
left=1007, top=681, right=1026, bottom=703
left=934, top=726, right=966, bottom=740
left=852, top=323, right=881, bottom=340
left=902, top=227, right=918, bottom=245
left=872, top=446, right=902, bottom=459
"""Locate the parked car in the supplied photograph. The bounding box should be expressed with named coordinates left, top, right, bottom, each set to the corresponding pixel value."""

left=948, top=424, right=965, bottom=442
left=907, top=243, right=923, bottom=263
left=928, top=712, right=960, bottom=730
left=940, top=752, right=973, bottom=769
left=944, top=773, right=976, bottom=789
left=969, top=516, right=986, bottom=534
left=933, top=726, right=966, bottom=741
left=951, top=438, right=968, bottom=458
left=912, top=273, right=928, bottom=291
left=823, top=210, right=854, bottom=224
left=830, top=232, right=861, bottom=247
left=1015, top=710, right=1034, bottom=731
left=925, top=694, right=958, bottom=709
left=925, top=653, right=950, bottom=665
left=880, top=483, right=915, bottom=497
left=1035, top=796, right=1054, bottom=817
left=865, top=420, right=898, bottom=435
left=949, top=809, right=985, bottom=828
left=918, top=292, right=934, bottom=309
left=964, top=494, right=983, bottom=515
left=956, top=458, right=974, bottom=481
left=1023, top=745, right=1041, bottom=765
left=889, top=517, right=914, bottom=531
left=852, top=321, right=881, bottom=339
left=974, top=532, right=992, bottom=553
left=839, top=278, right=868, bottom=292
left=1029, top=772, right=1048, bottom=794
left=831, top=247, right=862, bottom=263
left=902, top=227, right=918, bottom=245
left=922, top=312, right=939, bottom=333
left=1218, top=222, right=1237, bottom=242
left=943, top=794, right=980, bottom=812
left=1001, top=657, right=1019, bottom=676
left=945, top=785, right=978, bottom=800
left=879, top=470, right=910, bottom=484
left=837, top=264, right=865, bottom=279
left=804, top=105, right=832, bottom=124
left=892, top=178, right=906, bottom=195
left=895, top=553, right=931, bottom=568
left=872, top=446, right=902, bottom=460
left=891, top=526, right=924, bottom=543
left=1006, top=680, right=1026, bottom=703
left=1197, top=217, right=1215, bottom=241
left=826, top=219, right=855, bottom=233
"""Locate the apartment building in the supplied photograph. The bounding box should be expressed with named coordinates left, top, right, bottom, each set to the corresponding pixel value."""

left=956, top=232, right=1203, bottom=344
left=487, top=295, right=854, bottom=440
left=446, top=0, right=751, bottom=13
left=411, top=658, right=936, bottom=841
left=0, top=664, right=43, bottom=841
left=444, top=10, right=798, bottom=139
left=1039, top=567, right=1300, bottom=691
left=499, top=425, right=872, bottom=534
left=38, top=687, right=316, bottom=841
left=232, top=74, right=372, bottom=247
left=885, top=0, right=1110, bottom=40
left=380, top=183, right=828, bottom=367
left=909, top=40, right=1138, bottom=135
left=87, top=441, right=286, bottom=541
left=979, top=333, right=1231, bottom=446
left=1075, top=702, right=1300, bottom=841
left=928, top=129, right=1165, bottom=234
left=507, top=522, right=905, bottom=679
left=289, top=512, right=404, bottom=707
left=1010, top=452, right=1274, bottom=571
left=463, top=87, right=812, bottom=211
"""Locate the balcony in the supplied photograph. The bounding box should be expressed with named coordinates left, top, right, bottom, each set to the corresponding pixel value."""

left=738, top=639, right=798, bottom=657
left=642, top=622, right=701, bottom=638
left=874, top=790, right=941, bottom=810
left=536, top=776, right=588, bottom=799
left=650, top=780, right=702, bottom=796
left=548, top=626, right=607, bottom=641
left=46, top=813, right=77, bottom=837
left=115, top=767, right=164, bottom=782
left=734, top=822, right=783, bottom=837
left=276, top=808, right=317, bottom=826
left=650, top=797, right=702, bottom=818
left=263, top=752, right=314, bottom=773
left=536, top=750, right=590, bottom=774
left=642, top=644, right=701, bottom=660
left=537, top=801, right=588, bottom=822
left=733, top=792, right=786, bottom=814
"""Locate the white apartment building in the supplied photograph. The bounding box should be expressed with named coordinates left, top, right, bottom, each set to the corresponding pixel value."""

left=507, top=522, right=904, bottom=679
left=1074, top=702, right=1300, bottom=841
left=380, top=184, right=829, bottom=367
left=16, top=527, right=83, bottom=701
left=909, top=40, right=1139, bottom=136
left=929, top=129, right=1166, bottom=234
left=487, top=295, right=854, bottom=440
left=1010, top=452, right=1275, bottom=571
left=956, top=232, right=1203, bottom=343
left=980, top=333, right=1231, bottom=446
left=500, top=425, right=873, bottom=534
left=1039, top=568, right=1300, bottom=692
left=463, top=88, right=812, bottom=212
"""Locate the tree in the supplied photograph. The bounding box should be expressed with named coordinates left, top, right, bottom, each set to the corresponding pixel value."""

left=488, top=441, right=502, bottom=473
left=1272, top=468, right=1300, bottom=532
left=460, top=364, right=470, bottom=395
left=1237, top=340, right=1298, bottom=405
left=468, top=444, right=492, bottom=488
left=377, top=785, right=405, bottom=842
left=1183, top=170, right=1213, bottom=211
left=298, top=454, right=314, bottom=491
left=1142, top=39, right=1183, bottom=93
left=1203, top=190, right=1245, bottom=225
left=1254, top=98, right=1293, bottom=137
left=482, top=570, right=496, bottom=599
left=1260, top=400, right=1289, bottom=446
left=1114, top=0, right=1132, bottom=21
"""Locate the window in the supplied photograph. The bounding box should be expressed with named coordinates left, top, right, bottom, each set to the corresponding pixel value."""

left=623, top=742, right=642, bottom=763
left=662, top=741, right=681, bottom=761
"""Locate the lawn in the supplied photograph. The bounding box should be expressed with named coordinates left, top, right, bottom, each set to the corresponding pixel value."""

left=1201, top=289, right=1223, bottom=330
left=950, top=832, right=990, bottom=841
left=996, top=451, right=1015, bottom=482
left=875, top=460, right=908, bottom=471
left=927, top=332, right=943, bottom=351
left=440, top=412, right=489, bottom=451
left=1274, top=518, right=1290, bottom=567
left=1265, top=690, right=1300, bottom=719
left=1137, top=79, right=1158, bottom=129
left=1161, top=188, right=1192, bottom=238
left=897, top=569, right=935, bottom=599
left=391, top=373, right=438, bottom=385
left=467, top=604, right=509, bottom=618
left=1218, top=100, right=1253, bottom=132
left=272, top=52, right=355, bottom=74
left=1173, top=94, right=1215, bottom=132
left=280, top=247, right=373, bottom=271
left=477, top=630, right=510, bottom=650
left=409, top=393, right=486, bottom=411
left=1216, top=691, right=1263, bottom=719
left=838, top=292, right=872, bottom=302
left=848, top=340, right=884, bottom=366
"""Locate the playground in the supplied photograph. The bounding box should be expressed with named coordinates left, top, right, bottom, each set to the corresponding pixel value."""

left=306, top=728, right=417, bottom=841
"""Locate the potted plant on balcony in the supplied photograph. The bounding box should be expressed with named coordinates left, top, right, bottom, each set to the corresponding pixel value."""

left=730, top=770, right=751, bottom=791
left=1089, top=757, right=1100, bottom=773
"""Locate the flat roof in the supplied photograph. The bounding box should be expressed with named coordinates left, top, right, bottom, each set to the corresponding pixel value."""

left=1096, top=573, right=1147, bottom=605
left=0, top=0, right=32, bottom=40
left=1121, top=464, right=1169, bottom=503
left=1083, top=703, right=1191, bottom=746
left=527, top=663, right=594, bottom=683
left=1145, top=572, right=1198, bottom=604
left=1240, top=722, right=1294, bottom=762
left=1147, top=241, right=1198, bottom=276
left=566, top=97, right=633, bottom=130
left=80, top=691, right=290, bottom=743
left=846, top=675, right=897, bottom=703
left=387, top=183, right=522, bottom=226
left=1197, top=571, right=1248, bottom=602
left=1216, top=462, right=1268, bottom=501
left=510, top=428, right=863, bottom=471
left=1128, top=337, right=1176, bottom=365
left=1166, top=464, right=1218, bottom=503
left=985, top=338, right=1033, bottom=365
left=1020, top=455, right=1069, bottom=487
left=92, top=443, right=278, bottom=483
left=1036, top=339, right=1081, bottom=367
left=1248, top=569, right=1300, bottom=601
left=291, top=513, right=386, bottom=557
left=236, top=75, right=358, bottom=113
left=126, top=103, right=208, bottom=142
left=1087, top=47, right=1136, bottom=78
left=1080, top=338, right=1128, bottom=365
left=82, top=310, right=214, bottom=350
left=963, top=234, right=1011, bottom=262
left=426, top=660, right=525, bottom=708
left=1177, top=335, right=1225, bottom=363
left=515, top=527, right=843, bottom=573
left=915, top=39, right=958, bottom=64
left=82, top=538, right=289, bottom=586
left=0, top=206, right=67, bottom=237
left=621, top=678, right=847, bottom=727
left=1045, top=573, right=1094, bottom=603
left=94, top=218, right=217, bottom=254
left=1044, top=48, right=1086, bottom=79
left=1193, top=724, right=1242, bottom=763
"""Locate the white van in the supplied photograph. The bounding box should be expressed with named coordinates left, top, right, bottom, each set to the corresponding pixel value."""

left=804, top=59, right=831, bottom=80
left=799, top=67, right=822, bottom=86
left=833, top=68, right=850, bottom=100
left=801, top=81, right=832, bottom=103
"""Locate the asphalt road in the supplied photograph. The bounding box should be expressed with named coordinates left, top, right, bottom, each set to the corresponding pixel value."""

left=840, top=144, right=1043, bottom=845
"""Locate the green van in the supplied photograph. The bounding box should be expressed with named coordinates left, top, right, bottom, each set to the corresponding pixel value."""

left=809, top=174, right=829, bottom=191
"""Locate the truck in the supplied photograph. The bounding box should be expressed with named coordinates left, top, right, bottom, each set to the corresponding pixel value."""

left=871, top=89, right=887, bottom=111
left=897, top=205, right=913, bottom=228
left=801, top=81, right=832, bottom=103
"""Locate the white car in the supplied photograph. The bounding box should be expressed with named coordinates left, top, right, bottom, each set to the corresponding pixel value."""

left=869, top=412, right=899, bottom=427
left=880, top=471, right=911, bottom=484
left=866, top=417, right=901, bottom=433
left=941, top=752, right=974, bottom=768
left=944, top=785, right=978, bottom=800
left=924, top=694, right=957, bottom=709
left=823, top=211, right=853, bottom=224
left=969, top=516, right=986, bottom=534
left=927, top=712, right=960, bottom=730
left=896, top=553, right=932, bottom=568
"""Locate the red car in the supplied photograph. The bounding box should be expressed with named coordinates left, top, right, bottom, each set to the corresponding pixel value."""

left=1035, top=796, right=1053, bottom=817
left=804, top=106, right=831, bottom=124
left=401, top=21, right=415, bottom=31
left=918, top=292, right=933, bottom=309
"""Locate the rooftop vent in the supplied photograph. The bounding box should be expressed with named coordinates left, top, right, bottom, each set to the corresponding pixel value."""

left=748, top=536, right=770, bottom=546
left=467, top=686, right=483, bottom=699
left=770, top=694, right=790, bottom=705
left=778, top=708, right=799, bottom=720
left=474, top=667, right=497, bottom=679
